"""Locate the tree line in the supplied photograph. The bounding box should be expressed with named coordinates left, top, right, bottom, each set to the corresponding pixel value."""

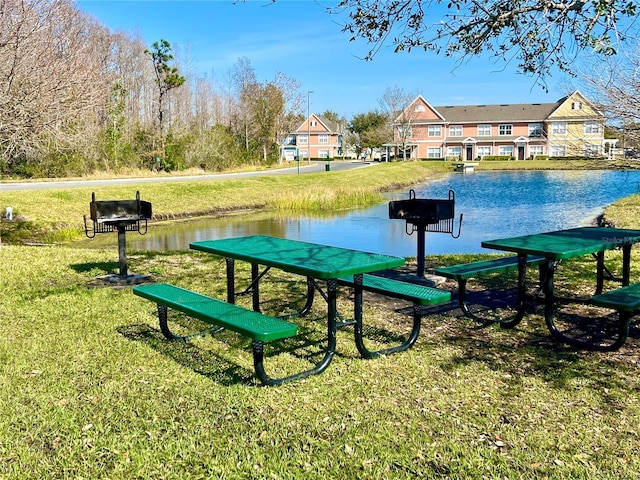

left=1, top=0, right=637, bottom=178
left=0, top=0, right=315, bottom=178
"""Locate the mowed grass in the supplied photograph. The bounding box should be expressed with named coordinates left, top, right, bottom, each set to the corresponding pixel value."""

left=0, top=162, right=447, bottom=243
left=1, top=245, right=640, bottom=479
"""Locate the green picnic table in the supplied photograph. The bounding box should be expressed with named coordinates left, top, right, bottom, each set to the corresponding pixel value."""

left=481, top=226, right=640, bottom=350
left=190, top=235, right=409, bottom=384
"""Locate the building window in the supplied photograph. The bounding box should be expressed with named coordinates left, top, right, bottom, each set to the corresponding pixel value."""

left=428, top=125, right=441, bottom=137
left=528, top=123, right=543, bottom=137
left=447, top=146, right=462, bottom=157
left=298, top=135, right=308, bottom=144
left=310, top=120, right=317, bottom=127
left=551, top=145, right=567, bottom=157
left=552, top=122, right=567, bottom=135
left=477, top=125, right=491, bottom=136
left=584, top=122, right=600, bottom=134
left=571, top=101, right=582, bottom=110
left=499, top=124, right=512, bottom=136
left=299, top=149, right=309, bottom=158
left=477, top=146, right=492, bottom=157
left=318, top=149, right=330, bottom=158
left=585, top=144, right=600, bottom=156
left=398, top=126, right=413, bottom=138
left=415, top=105, right=425, bottom=112
left=498, top=145, right=514, bottom=156
left=530, top=145, right=544, bottom=156
left=449, top=125, right=463, bottom=137
left=318, top=134, right=329, bottom=143
left=427, top=147, right=442, bottom=158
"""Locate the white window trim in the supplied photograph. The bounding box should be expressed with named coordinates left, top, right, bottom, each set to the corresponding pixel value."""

left=477, top=125, right=492, bottom=136
left=427, top=147, right=442, bottom=158
left=447, top=146, right=462, bottom=156
left=449, top=125, right=463, bottom=137
left=584, top=121, right=600, bottom=134
left=498, top=124, right=513, bottom=136
left=477, top=146, right=492, bottom=156
left=529, top=145, right=544, bottom=155
left=427, top=125, right=442, bottom=137
left=552, top=122, right=567, bottom=135
left=528, top=123, right=543, bottom=136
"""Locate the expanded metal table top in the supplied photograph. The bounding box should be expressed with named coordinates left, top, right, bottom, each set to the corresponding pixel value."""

left=481, top=226, right=640, bottom=260
left=190, top=235, right=405, bottom=279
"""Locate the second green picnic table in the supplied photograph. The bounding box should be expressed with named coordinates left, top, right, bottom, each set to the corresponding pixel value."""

left=481, top=226, right=640, bottom=350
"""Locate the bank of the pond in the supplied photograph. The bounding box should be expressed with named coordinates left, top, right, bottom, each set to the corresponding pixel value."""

left=2, top=160, right=640, bottom=245
left=0, top=162, right=448, bottom=244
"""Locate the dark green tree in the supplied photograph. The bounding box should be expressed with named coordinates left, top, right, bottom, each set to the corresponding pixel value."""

left=145, top=39, right=186, bottom=161
left=349, top=111, right=388, bottom=157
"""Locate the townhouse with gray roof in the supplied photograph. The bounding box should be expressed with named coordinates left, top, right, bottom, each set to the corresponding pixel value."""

left=387, top=91, right=605, bottom=160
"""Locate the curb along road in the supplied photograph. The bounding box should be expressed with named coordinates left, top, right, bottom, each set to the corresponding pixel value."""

left=1, top=160, right=376, bottom=191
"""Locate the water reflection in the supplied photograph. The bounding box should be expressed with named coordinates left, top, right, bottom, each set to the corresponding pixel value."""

left=77, top=170, right=640, bottom=256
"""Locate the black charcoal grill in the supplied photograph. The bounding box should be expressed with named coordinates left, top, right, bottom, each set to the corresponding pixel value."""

left=389, top=189, right=462, bottom=277
left=84, top=191, right=152, bottom=282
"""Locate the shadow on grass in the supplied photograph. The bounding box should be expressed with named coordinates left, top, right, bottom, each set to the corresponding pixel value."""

left=70, top=261, right=119, bottom=275
left=117, top=317, right=353, bottom=387
left=425, top=306, right=640, bottom=395
left=118, top=323, right=254, bottom=386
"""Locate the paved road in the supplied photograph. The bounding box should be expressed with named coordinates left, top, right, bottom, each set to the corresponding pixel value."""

left=0, top=160, right=375, bottom=191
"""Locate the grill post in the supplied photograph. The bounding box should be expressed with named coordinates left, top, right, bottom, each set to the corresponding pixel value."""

left=118, top=225, right=128, bottom=277
left=83, top=191, right=152, bottom=285
left=416, top=224, right=427, bottom=278
left=389, top=189, right=462, bottom=278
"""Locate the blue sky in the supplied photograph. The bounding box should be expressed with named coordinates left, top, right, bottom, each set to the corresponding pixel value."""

left=77, top=0, right=574, bottom=118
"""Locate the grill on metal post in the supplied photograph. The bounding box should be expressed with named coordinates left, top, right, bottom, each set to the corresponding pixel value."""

left=389, top=189, right=462, bottom=277
left=84, top=191, right=152, bottom=283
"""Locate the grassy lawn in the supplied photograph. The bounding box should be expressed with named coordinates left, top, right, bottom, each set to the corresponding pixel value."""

left=2, top=161, right=640, bottom=478
left=1, top=245, right=640, bottom=478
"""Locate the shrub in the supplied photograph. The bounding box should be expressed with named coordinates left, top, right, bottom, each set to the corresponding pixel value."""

left=480, top=155, right=514, bottom=161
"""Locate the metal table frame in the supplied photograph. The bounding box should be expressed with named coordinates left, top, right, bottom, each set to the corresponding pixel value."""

left=190, top=235, right=405, bottom=384
left=482, top=226, right=640, bottom=350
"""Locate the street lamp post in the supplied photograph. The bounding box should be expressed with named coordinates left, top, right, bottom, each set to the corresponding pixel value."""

left=307, top=90, right=313, bottom=163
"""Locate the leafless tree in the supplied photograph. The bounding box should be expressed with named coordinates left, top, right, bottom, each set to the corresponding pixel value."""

left=379, top=86, right=418, bottom=160
left=579, top=44, right=640, bottom=151
left=0, top=0, right=110, bottom=174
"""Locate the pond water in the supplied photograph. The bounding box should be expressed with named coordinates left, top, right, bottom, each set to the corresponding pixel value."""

left=79, top=170, right=640, bottom=257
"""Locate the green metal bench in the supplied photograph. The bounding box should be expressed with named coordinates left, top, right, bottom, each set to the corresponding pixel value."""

left=337, top=274, right=451, bottom=357
left=133, top=283, right=300, bottom=385
left=589, top=282, right=640, bottom=351
left=434, top=255, right=546, bottom=323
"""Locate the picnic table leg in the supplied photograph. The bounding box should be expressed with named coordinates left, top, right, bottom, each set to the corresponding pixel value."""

left=542, top=259, right=630, bottom=351
left=297, top=277, right=316, bottom=316
left=498, top=254, right=528, bottom=328
left=623, top=244, right=632, bottom=286
left=352, top=274, right=422, bottom=358
left=253, top=278, right=337, bottom=385
left=225, top=257, right=235, bottom=304
left=251, top=263, right=261, bottom=312
left=596, top=251, right=605, bottom=294
left=156, top=304, right=224, bottom=342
